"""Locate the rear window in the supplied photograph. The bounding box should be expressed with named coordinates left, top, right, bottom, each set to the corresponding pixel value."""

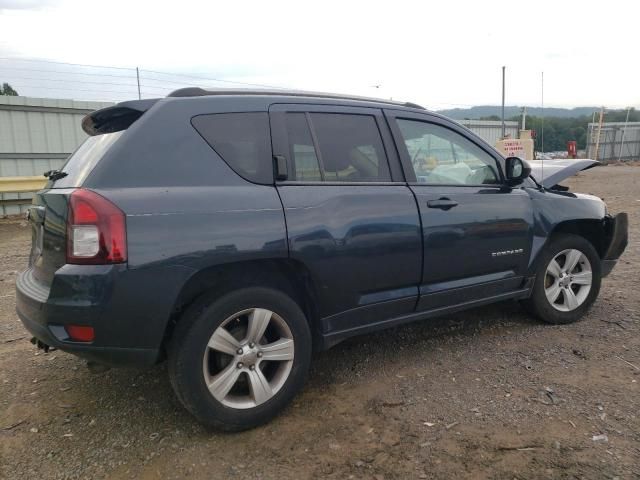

left=51, top=131, right=123, bottom=188
left=191, top=112, right=273, bottom=184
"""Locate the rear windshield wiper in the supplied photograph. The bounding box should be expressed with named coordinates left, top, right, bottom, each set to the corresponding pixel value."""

left=43, top=169, right=68, bottom=181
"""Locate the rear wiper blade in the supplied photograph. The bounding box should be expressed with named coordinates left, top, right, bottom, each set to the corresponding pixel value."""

left=43, top=169, right=68, bottom=181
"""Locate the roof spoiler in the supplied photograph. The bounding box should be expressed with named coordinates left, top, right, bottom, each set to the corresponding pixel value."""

left=81, top=99, right=159, bottom=136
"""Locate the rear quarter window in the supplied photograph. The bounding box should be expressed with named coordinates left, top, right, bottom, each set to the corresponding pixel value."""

left=50, top=131, right=123, bottom=188
left=191, top=112, right=273, bottom=184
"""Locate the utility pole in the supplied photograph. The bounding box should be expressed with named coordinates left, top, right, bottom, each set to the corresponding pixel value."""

left=594, top=106, right=605, bottom=161
left=589, top=111, right=596, bottom=158
left=501, top=66, right=506, bottom=139
left=540, top=71, right=544, bottom=182
left=541, top=72, right=545, bottom=155
left=618, top=106, right=631, bottom=162
left=521, top=106, right=526, bottom=130
left=136, top=67, right=141, bottom=100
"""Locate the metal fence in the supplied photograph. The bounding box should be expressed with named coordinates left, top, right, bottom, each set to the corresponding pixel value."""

left=586, top=122, right=640, bottom=163
left=458, top=120, right=520, bottom=146
left=0, top=96, right=113, bottom=215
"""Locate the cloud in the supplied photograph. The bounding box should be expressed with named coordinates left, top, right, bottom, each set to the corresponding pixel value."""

left=0, top=0, right=638, bottom=108
left=0, top=0, right=56, bottom=9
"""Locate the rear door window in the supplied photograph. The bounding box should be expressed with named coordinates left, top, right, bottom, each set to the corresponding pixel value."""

left=282, top=112, right=391, bottom=182
left=310, top=113, right=391, bottom=182
left=192, top=112, right=273, bottom=184
left=285, top=113, right=322, bottom=181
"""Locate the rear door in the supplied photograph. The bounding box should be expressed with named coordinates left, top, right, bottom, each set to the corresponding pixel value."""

left=385, top=110, right=533, bottom=311
left=270, top=104, right=422, bottom=334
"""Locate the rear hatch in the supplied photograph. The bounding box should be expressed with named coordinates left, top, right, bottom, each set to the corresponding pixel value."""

left=26, top=99, right=157, bottom=288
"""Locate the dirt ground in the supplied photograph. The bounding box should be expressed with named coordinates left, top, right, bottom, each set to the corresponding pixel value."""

left=0, top=166, right=638, bottom=480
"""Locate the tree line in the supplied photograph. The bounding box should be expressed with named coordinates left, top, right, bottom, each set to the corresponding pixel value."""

left=0, top=82, right=18, bottom=96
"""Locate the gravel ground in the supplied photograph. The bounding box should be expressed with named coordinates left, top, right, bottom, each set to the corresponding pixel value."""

left=0, top=165, right=638, bottom=479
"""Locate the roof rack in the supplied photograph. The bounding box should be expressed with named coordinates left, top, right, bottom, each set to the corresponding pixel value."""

left=167, top=87, right=425, bottom=110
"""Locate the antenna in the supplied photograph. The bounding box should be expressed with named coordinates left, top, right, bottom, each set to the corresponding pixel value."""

left=540, top=71, right=544, bottom=188
left=501, top=66, right=506, bottom=139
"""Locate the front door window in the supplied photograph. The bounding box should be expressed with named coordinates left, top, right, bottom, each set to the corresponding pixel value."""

left=396, top=119, right=500, bottom=185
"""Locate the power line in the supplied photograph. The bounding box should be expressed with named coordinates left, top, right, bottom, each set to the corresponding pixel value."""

left=0, top=65, right=137, bottom=79
left=0, top=57, right=134, bottom=71
left=0, top=57, right=288, bottom=89
left=140, top=75, right=241, bottom=88
left=0, top=58, right=292, bottom=100
left=0, top=69, right=209, bottom=94
left=8, top=83, right=139, bottom=95
left=140, top=68, right=288, bottom=89
left=139, top=84, right=179, bottom=92
left=1, top=74, right=175, bottom=94
left=1, top=74, right=139, bottom=89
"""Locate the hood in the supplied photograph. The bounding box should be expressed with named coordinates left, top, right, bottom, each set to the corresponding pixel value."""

left=527, top=159, right=599, bottom=188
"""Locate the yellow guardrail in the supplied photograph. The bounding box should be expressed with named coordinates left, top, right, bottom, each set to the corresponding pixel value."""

left=0, top=176, right=47, bottom=194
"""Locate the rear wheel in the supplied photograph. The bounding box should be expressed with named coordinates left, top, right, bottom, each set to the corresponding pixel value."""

left=523, top=234, right=601, bottom=324
left=168, top=287, right=312, bottom=431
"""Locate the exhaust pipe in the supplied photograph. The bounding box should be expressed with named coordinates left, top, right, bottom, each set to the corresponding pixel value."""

left=30, top=336, right=55, bottom=353
left=30, top=337, right=110, bottom=373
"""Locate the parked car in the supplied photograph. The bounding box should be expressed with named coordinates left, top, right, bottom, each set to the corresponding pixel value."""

left=16, top=89, right=628, bottom=431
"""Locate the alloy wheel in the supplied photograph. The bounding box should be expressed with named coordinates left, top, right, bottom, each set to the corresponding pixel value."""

left=544, top=248, right=593, bottom=312
left=202, top=308, right=294, bottom=409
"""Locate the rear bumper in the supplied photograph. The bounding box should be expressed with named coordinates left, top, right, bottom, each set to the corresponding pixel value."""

left=601, top=212, right=628, bottom=277
left=16, top=306, right=157, bottom=366
left=15, top=266, right=160, bottom=367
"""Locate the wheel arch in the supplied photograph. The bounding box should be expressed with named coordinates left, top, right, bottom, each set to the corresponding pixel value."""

left=550, top=219, right=608, bottom=257
left=161, top=259, right=322, bottom=356
left=528, top=218, right=608, bottom=275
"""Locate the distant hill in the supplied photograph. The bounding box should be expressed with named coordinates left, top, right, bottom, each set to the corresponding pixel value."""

left=437, top=105, right=601, bottom=120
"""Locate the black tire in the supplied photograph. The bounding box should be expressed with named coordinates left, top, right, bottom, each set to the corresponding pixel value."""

left=523, top=234, right=601, bottom=324
left=167, top=287, right=312, bottom=431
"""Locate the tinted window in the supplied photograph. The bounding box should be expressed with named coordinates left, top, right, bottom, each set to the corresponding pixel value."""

left=310, top=113, right=390, bottom=182
left=397, top=119, right=500, bottom=185
left=192, top=112, right=272, bottom=184
left=285, top=113, right=322, bottom=181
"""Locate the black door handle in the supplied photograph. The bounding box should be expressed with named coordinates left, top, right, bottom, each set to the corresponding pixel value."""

left=427, top=198, right=458, bottom=210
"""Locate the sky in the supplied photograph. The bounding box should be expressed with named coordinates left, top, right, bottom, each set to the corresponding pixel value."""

left=0, top=0, right=638, bottom=111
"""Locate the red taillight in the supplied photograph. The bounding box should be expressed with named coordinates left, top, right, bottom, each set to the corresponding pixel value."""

left=67, top=189, right=127, bottom=264
left=65, top=325, right=95, bottom=342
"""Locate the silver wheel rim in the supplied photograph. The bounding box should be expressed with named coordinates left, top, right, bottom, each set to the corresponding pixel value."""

left=203, top=308, right=294, bottom=409
left=544, top=248, right=592, bottom=312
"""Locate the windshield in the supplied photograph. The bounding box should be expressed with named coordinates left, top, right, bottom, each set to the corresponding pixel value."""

left=49, top=131, right=123, bottom=188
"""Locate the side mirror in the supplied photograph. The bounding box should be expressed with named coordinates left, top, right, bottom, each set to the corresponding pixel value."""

left=505, top=157, right=531, bottom=186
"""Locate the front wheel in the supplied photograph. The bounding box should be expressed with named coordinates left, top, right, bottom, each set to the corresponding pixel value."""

left=168, top=287, right=312, bottom=431
left=523, top=234, right=602, bottom=324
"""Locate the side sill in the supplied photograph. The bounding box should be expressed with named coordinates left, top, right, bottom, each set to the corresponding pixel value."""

left=318, top=286, right=533, bottom=350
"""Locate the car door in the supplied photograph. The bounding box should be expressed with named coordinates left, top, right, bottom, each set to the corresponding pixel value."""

left=270, top=103, right=422, bottom=335
left=385, top=109, right=534, bottom=311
